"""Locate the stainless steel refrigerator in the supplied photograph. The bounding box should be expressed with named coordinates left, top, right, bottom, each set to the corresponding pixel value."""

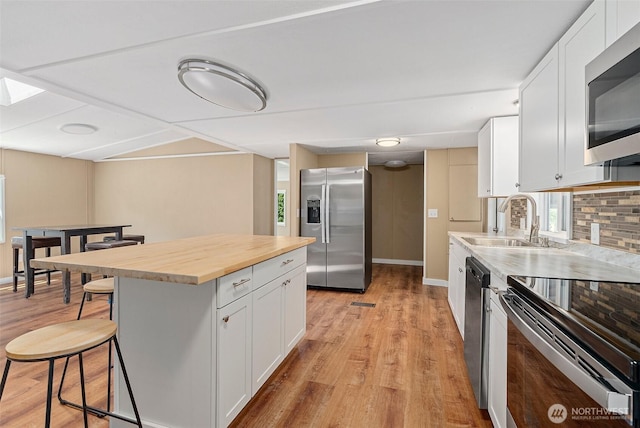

left=300, top=166, right=372, bottom=292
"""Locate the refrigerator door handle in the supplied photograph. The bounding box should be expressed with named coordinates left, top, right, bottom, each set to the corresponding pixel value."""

left=321, top=184, right=326, bottom=244
left=325, top=184, right=331, bottom=243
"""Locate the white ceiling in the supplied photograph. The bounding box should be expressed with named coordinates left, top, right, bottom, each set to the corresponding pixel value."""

left=0, top=0, right=591, bottom=162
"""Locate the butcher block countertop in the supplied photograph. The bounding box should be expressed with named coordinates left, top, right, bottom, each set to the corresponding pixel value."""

left=30, top=234, right=315, bottom=285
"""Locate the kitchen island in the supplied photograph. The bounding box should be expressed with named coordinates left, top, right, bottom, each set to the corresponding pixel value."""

left=31, top=234, right=315, bottom=428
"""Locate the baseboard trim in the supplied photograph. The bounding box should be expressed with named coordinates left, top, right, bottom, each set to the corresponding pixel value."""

left=373, top=258, right=423, bottom=266
left=0, top=276, right=12, bottom=285
left=423, top=277, right=448, bottom=287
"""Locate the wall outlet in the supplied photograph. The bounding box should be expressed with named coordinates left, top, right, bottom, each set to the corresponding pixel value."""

left=591, top=223, right=600, bottom=245
left=428, top=209, right=438, bottom=218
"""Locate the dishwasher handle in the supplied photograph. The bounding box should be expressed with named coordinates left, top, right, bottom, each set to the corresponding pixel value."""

left=500, top=293, right=632, bottom=416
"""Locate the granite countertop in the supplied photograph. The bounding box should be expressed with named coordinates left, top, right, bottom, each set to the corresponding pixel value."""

left=30, top=234, right=315, bottom=285
left=449, top=231, right=640, bottom=284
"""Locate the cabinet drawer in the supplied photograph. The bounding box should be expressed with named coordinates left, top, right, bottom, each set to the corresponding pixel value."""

left=450, top=239, right=471, bottom=264
left=217, top=267, right=253, bottom=309
left=253, top=247, right=306, bottom=289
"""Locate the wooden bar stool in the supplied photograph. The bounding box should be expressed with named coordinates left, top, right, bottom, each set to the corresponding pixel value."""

left=11, top=236, right=61, bottom=293
left=0, top=319, right=142, bottom=428
left=58, top=278, right=115, bottom=414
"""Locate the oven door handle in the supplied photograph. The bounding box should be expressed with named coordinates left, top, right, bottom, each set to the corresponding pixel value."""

left=500, top=294, right=632, bottom=416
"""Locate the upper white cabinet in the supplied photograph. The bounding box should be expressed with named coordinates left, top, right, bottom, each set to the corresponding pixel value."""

left=606, top=0, right=640, bottom=46
left=477, top=116, right=519, bottom=197
left=519, top=0, right=610, bottom=191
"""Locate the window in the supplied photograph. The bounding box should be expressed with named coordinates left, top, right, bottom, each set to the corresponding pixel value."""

left=535, top=191, right=571, bottom=237
left=0, top=175, right=5, bottom=243
left=277, top=190, right=286, bottom=226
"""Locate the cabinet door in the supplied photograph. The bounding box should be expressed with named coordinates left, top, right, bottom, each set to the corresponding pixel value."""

left=447, top=239, right=467, bottom=338
left=477, top=121, right=492, bottom=197
left=559, top=0, right=607, bottom=187
left=606, top=0, right=640, bottom=46
left=217, top=294, right=252, bottom=428
left=284, top=265, right=307, bottom=354
left=252, top=279, right=284, bottom=396
left=519, top=44, right=560, bottom=191
left=449, top=165, right=481, bottom=221
left=488, top=293, right=508, bottom=428
left=492, top=116, right=519, bottom=196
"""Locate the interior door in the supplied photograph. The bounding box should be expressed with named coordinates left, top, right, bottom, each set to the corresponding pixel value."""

left=326, top=167, right=364, bottom=290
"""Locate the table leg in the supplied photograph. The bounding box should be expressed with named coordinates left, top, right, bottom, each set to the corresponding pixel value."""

left=80, top=235, right=88, bottom=285
left=22, top=232, right=34, bottom=298
left=60, top=234, right=72, bottom=304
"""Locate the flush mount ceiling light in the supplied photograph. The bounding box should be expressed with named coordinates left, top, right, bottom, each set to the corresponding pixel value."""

left=59, top=123, right=98, bottom=135
left=177, top=59, right=267, bottom=112
left=384, top=160, right=407, bottom=168
left=376, top=137, right=401, bottom=147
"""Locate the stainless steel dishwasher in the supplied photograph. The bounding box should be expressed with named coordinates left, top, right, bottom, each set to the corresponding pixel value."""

left=463, top=256, right=491, bottom=409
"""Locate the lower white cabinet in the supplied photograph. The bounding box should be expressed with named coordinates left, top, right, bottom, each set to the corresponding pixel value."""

left=488, top=288, right=508, bottom=428
left=252, top=275, right=284, bottom=395
left=448, top=238, right=470, bottom=338
left=217, top=294, right=253, bottom=428
left=284, top=265, right=306, bottom=354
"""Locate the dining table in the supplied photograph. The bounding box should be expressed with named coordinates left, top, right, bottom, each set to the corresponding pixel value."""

left=13, top=224, right=131, bottom=303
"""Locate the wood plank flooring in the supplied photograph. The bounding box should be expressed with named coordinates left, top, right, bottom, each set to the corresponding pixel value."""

left=0, top=265, right=491, bottom=427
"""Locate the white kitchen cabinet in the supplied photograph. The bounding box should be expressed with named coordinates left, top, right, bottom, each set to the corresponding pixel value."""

left=519, top=44, right=560, bottom=191
left=558, top=0, right=608, bottom=187
left=488, top=281, right=508, bottom=428
left=252, top=275, right=284, bottom=396
left=477, top=116, right=519, bottom=197
left=284, top=265, right=307, bottom=354
left=606, top=0, right=640, bottom=46
left=519, top=0, right=609, bottom=191
left=448, top=238, right=470, bottom=338
left=252, top=263, right=307, bottom=396
left=217, top=293, right=253, bottom=428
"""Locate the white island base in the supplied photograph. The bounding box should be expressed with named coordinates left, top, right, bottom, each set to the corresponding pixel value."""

left=111, top=248, right=308, bottom=428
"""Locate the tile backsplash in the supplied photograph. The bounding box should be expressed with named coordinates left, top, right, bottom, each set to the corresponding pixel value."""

left=507, top=190, right=640, bottom=254
left=573, top=190, right=640, bottom=254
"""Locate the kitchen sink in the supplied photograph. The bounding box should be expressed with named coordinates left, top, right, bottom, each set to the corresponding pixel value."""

left=461, top=237, right=537, bottom=247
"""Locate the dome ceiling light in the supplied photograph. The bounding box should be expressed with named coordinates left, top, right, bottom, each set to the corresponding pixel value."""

left=177, top=59, right=267, bottom=112
left=376, top=137, right=400, bottom=147
left=59, top=123, right=98, bottom=135
left=384, top=160, right=407, bottom=168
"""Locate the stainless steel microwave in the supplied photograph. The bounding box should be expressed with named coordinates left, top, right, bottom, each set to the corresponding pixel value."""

left=585, top=22, right=640, bottom=166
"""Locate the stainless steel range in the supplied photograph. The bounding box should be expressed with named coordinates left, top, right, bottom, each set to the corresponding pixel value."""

left=501, top=276, right=639, bottom=427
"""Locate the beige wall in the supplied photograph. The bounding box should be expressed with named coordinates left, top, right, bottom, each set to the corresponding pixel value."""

left=0, top=149, right=93, bottom=278
left=93, top=153, right=272, bottom=243
left=424, top=148, right=484, bottom=282
left=370, top=165, right=423, bottom=262
left=317, top=153, right=367, bottom=169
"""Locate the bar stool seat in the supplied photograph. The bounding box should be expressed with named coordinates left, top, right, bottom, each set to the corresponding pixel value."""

left=104, top=234, right=145, bottom=244
left=85, top=240, right=138, bottom=251
left=11, top=236, right=61, bottom=294
left=83, top=277, right=114, bottom=294
left=0, top=319, right=142, bottom=427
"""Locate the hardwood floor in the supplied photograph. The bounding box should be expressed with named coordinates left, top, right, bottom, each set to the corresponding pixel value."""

left=0, top=265, right=491, bottom=427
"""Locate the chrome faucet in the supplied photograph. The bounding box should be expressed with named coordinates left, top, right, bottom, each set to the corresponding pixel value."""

left=498, top=194, right=540, bottom=242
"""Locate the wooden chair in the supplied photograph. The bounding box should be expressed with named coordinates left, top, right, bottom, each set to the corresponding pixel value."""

left=11, top=236, right=61, bottom=294
left=0, top=319, right=142, bottom=427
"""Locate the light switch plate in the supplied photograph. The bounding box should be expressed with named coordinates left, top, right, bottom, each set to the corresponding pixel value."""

left=591, top=223, right=600, bottom=245
left=428, top=209, right=438, bottom=218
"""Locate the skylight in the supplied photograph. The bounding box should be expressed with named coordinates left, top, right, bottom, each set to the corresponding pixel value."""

left=0, top=77, right=45, bottom=106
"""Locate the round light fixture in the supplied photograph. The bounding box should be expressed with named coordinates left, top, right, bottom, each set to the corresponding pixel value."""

left=59, top=123, right=98, bottom=135
left=178, top=59, right=267, bottom=112
left=384, top=160, right=407, bottom=168
left=376, top=137, right=401, bottom=147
